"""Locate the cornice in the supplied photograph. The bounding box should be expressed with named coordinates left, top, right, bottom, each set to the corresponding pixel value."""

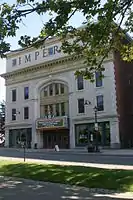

left=1, top=53, right=114, bottom=85
left=5, top=122, right=32, bottom=128
left=73, top=114, right=118, bottom=122
left=1, top=54, right=83, bottom=80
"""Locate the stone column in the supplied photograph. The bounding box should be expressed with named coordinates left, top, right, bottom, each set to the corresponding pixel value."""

left=110, top=119, right=120, bottom=148
left=68, top=88, right=75, bottom=149
left=37, top=132, right=43, bottom=148
left=4, top=128, right=9, bottom=147
left=31, top=99, right=39, bottom=149
left=69, top=122, right=75, bottom=148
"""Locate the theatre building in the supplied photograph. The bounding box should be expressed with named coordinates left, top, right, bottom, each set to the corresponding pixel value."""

left=1, top=36, right=133, bottom=149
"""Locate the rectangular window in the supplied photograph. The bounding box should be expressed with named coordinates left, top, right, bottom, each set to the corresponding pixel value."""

left=24, top=107, right=29, bottom=119
left=12, top=59, right=17, bottom=67
left=44, top=105, right=48, bottom=116
left=55, top=83, right=59, bottom=95
left=44, top=88, right=48, bottom=97
left=49, top=104, right=53, bottom=114
left=12, top=89, right=16, bottom=102
left=12, top=109, right=16, bottom=120
left=78, top=98, right=84, bottom=113
left=61, top=102, right=65, bottom=116
left=77, top=75, right=84, bottom=90
left=49, top=84, right=53, bottom=96
left=95, top=71, right=103, bottom=87
left=24, top=87, right=29, bottom=100
left=56, top=103, right=60, bottom=116
left=97, top=95, right=104, bottom=111
left=60, top=84, right=64, bottom=94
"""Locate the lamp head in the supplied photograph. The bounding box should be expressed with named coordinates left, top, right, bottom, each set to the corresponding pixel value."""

left=84, top=100, right=91, bottom=105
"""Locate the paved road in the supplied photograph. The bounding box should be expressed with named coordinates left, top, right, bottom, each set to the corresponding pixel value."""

left=1, top=149, right=133, bottom=165
left=0, top=176, right=132, bottom=200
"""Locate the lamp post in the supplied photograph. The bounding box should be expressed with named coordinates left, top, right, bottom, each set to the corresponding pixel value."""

left=93, top=106, right=99, bottom=152
left=84, top=100, right=100, bottom=152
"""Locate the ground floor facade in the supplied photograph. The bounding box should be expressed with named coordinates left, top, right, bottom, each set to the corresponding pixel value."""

left=4, top=115, right=120, bottom=149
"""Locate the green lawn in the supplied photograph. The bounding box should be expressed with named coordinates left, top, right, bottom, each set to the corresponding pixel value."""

left=0, top=160, right=133, bottom=192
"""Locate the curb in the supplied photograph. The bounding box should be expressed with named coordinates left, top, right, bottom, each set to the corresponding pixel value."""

left=13, top=150, right=133, bottom=157
left=1, top=148, right=133, bottom=157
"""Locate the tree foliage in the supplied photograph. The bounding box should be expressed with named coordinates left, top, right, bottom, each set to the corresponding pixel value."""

left=0, top=0, right=133, bottom=79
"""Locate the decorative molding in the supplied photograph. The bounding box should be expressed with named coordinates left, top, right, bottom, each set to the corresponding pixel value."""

left=72, top=114, right=118, bottom=122
left=5, top=122, right=32, bottom=128
left=1, top=53, right=114, bottom=86
left=2, top=54, right=83, bottom=79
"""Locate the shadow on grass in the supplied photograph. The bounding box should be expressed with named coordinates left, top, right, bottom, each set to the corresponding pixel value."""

left=0, top=162, right=133, bottom=192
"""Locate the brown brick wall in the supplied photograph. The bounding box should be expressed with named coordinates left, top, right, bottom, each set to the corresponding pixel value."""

left=114, top=50, right=133, bottom=148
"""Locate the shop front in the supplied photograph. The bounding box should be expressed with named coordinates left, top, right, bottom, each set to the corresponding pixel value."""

left=75, top=121, right=110, bottom=147
left=36, top=116, right=69, bottom=149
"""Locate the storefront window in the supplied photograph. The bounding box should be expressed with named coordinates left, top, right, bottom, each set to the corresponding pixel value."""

left=75, top=122, right=110, bottom=146
left=9, top=128, right=32, bottom=148
left=75, top=125, right=89, bottom=146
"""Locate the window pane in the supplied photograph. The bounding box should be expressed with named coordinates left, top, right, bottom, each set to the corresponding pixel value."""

left=24, top=107, right=29, bottom=119
left=55, top=83, right=59, bottom=95
left=49, top=104, right=53, bottom=115
left=44, top=87, right=48, bottom=97
left=60, top=84, right=64, bottom=94
left=95, top=72, right=102, bottom=87
left=97, top=95, right=104, bottom=111
left=61, top=102, right=65, bottom=116
left=44, top=105, right=48, bottom=116
left=75, top=125, right=88, bottom=145
left=12, top=59, right=17, bottom=67
left=12, top=90, right=16, bottom=102
left=77, top=75, right=84, bottom=90
left=24, top=87, right=29, bottom=99
left=12, top=109, right=16, bottom=120
left=49, top=84, right=53, bottom=96
left=56, top=103, right=60, bottom=116
left=78, top=98, right=84, bottom=113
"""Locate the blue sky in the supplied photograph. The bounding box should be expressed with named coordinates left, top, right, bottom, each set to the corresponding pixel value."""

left=0, top=0, right=85, bottom=102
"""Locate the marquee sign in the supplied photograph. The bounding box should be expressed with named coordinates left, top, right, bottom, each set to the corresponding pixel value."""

left=36, top=116, right=68, bottom=130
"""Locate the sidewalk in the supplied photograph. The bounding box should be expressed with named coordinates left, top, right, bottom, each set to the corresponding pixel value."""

left=2, top=147, right=133, bottom=156
left=1, top=155, right=133, bottom=170
left=1, top=176, right=133, bottom=200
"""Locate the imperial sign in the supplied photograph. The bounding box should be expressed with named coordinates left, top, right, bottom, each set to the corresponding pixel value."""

left=12, top=45, right=61, bottom=66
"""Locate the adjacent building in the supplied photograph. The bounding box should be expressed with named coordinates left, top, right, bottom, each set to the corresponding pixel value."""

left=1, top=36, right=133, bottom=149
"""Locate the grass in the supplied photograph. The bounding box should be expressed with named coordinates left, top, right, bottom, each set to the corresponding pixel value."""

left=0, top=160, right=133, bottom=192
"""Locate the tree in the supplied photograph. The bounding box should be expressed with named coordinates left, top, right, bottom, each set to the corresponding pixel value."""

left=0, top=0, right=133, bottom=80
left=0, top=101, right=5, bottom=146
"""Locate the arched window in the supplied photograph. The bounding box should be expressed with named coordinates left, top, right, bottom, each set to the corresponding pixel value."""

left=40, top=82, right=69, bottom=118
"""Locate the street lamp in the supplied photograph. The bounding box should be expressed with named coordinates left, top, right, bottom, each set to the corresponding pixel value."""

left=84, top=101, right=100, bottom=152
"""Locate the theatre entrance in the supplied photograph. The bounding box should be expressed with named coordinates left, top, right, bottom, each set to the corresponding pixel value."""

left=43, top=129, right=69, bottom=149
